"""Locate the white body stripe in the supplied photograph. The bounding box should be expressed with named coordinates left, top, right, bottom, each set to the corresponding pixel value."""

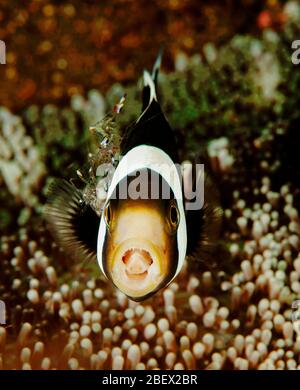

left=97, top=145, right=187, bottom=281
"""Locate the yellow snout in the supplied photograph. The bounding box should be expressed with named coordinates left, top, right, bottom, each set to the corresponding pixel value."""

left=103, top=199, right=178, bottom=300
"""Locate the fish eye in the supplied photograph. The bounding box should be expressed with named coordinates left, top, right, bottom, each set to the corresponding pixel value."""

left=104, top=202, right=112, bottom=227
left=169, top=201, right=179, bottom=230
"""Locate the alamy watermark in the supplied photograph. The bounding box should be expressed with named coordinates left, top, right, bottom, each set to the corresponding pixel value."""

left=0, top=40, right=6, bottom=64
left=0, top=300, right=6, bottom=325
left=96, top=162, right=205, bottom=211
left=291, top=40, right=300, bottom=65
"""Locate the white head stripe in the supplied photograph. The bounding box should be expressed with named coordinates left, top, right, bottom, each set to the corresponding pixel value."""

left=97, top=145, right=187, bottom=281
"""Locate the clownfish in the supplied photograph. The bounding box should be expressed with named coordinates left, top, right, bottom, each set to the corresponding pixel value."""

left=45, top=51, right=220, bottom=301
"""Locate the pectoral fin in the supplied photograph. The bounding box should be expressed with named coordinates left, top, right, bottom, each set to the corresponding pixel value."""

left=44, top=179, right=99, bottom=264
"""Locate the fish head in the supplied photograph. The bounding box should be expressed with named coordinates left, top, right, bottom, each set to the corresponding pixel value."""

left=100, top=195, right=180, bottom=300
left=97, top=146, right=187, bottom=301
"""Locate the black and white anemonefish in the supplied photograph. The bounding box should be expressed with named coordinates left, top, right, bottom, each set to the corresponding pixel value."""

left=45, top=51, right=221, bottom=301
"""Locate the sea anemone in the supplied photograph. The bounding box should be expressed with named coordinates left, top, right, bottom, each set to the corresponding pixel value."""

left=1, top=3, right=300, bottom=370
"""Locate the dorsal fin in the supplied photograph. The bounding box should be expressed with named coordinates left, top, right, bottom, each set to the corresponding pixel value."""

left=151, top=46, right=163, bottom=85
left=121, top=49, right=178, bottom=162
left=141, top=48, right=163, bottom=111
left=141, top=70, right=157, bottom=113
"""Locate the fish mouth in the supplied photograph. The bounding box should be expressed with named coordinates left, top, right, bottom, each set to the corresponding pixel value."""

left=125, top=270, right=148, bottom=279
left=122, top=248, right=153, bottom=280
left=110, top=239, right=164, bottom=297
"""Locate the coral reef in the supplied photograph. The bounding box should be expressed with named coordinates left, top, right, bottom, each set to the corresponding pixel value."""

left=1, top=1, right=300, bottom=370
left=0, top=166, right=300, bottom=369
left=0, top=0, right=269, bottom=111
left=0, top=108, right=45, bottom=208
